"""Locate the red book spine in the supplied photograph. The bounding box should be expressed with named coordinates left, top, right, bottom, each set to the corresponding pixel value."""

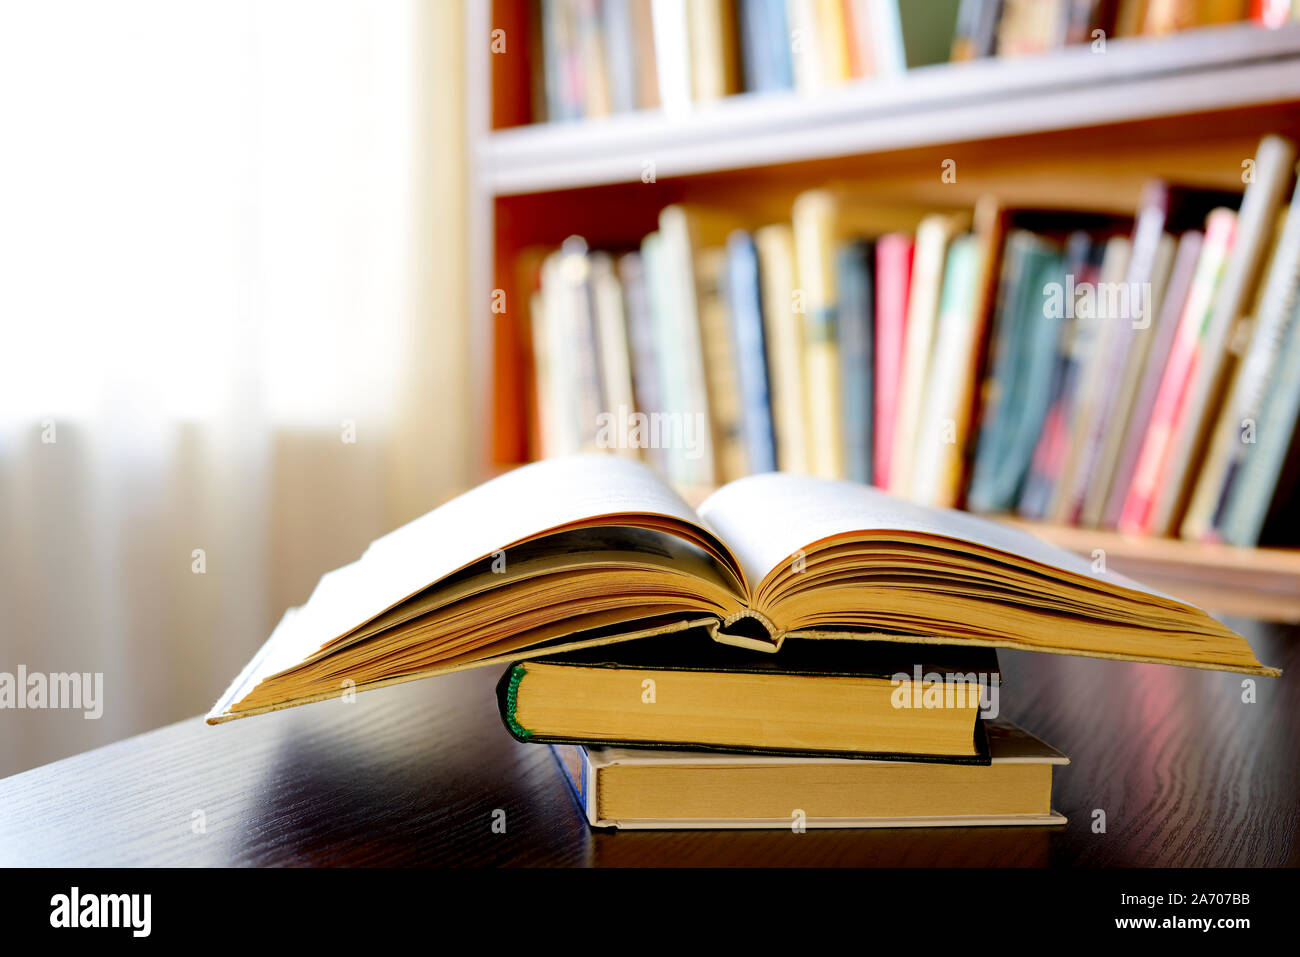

left=1119, top=209, right=1237, bottom=533
left=873, top=234, right=914, bottom=489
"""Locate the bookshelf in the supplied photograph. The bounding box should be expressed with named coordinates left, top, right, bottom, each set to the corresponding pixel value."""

left=464, top=6, right=1300, bottom=621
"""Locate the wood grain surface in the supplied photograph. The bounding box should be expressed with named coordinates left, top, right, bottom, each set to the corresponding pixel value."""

left=0, top=617, right=1295, bottom=867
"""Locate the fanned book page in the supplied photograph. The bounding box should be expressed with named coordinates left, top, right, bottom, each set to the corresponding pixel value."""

left=209, top=454, right=1275, bottom=724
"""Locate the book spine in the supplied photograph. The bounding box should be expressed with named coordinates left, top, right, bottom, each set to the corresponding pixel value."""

left=873, top=233, right=914, bottom=488
left=1184, top=183, right=1300, bottom=539
left=739, top=0, right=795, bottom=92
left=816, top=0, right=852, bottom=85
left=793, top=191, right=846, bottom=478
left=1048, top=235, right=1132, bottom=525
left=601, top=0, right=640, bottom=113
left=726, top=231, right=779, bottom=474
left=977, top=236, right=1061, bottom=514
left=755, top=224, right=811, bottom=473
left=1015, top=233, right=1088, bottom=519
left=550, top=744, right=597, bottom=825
left=689, top=0, right=742, bottom=101
left=629, top=0, right=662, bottom=109
left=846, top=0, right=879, bottom=76
left=1075, top=184, right=1172, bottom=527
left=912, top=234, right=980, bottom=507
left=836, top=240, right=875, bottom=484
left=651, top=0, right=693, bottom=113
left=1119, top=208, right=1238, bottom=534
left=698, top=246, right=750, bottom=483
left=788, top=0, right=826, bottom=92
left=1147, top=135, right=1296, bottom=535
left=1101, top=229, right=1204, bottom=527
left=588, top=252, right=638, bottom=451
left=576, top=0, right=613, bottom=117
left=1218, top=293, right=1300, bottom=544
left=1086, top=231, right=1177, bottom=525
left=869, top=0, right=907, bottom=74
left=738, top=0, right=769, bottom=91
left=890, top=214, right=956, bottom=497
left=764, top=0, right=796, bottom=88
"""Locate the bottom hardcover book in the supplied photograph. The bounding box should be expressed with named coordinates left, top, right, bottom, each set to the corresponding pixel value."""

left=551, top=717, right=1068, bottom=830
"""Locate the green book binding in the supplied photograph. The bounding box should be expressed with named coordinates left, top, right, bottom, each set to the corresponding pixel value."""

left=496, top=627, right=997, bottom=764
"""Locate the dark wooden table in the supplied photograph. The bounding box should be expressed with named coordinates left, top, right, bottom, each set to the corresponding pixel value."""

left=1, top=617, right=1295, bottom=867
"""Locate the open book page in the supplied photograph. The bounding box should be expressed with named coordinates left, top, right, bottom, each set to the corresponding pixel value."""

left=252, top=454, right=735, bottom=683
left=698, top=472, right=1174, bottom=603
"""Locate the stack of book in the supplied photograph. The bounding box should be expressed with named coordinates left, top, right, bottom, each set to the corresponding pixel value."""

left=520, top=134, right=1300, bottom=547
left=497, top=629, right=1073, bottom=830
left=526, top=0, right=1291, bottom=124
left=207, top=455, right=1276, bottom=827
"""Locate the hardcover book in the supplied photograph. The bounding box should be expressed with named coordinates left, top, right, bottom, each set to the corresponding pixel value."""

left=498, top=628, right=998, bottom=759
left=208, top=454, right=1275, bottom=724
left=551, top=716, right=1068, bottom=830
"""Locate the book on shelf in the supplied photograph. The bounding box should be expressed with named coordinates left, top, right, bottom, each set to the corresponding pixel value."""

left=1217, top=288, right=1300, bottom=545
left=1183, top=165, right=1300, bottom=540
left=1119, top=209, right=1239, bottom=532
left=888, top=210, right=970, bottom=498
left=872, top=231, right=914, bottom=490
left=498, top=628, right=999, bottom=758
left=754, top=223, right=811, bottom=473
left=207, top=453, right=1276, bottom=724
left=522, top=0, right=1282, bottom=126
left=836, top=238, right=876, bottom=485
left=1049, top=233, right=1133, bottom=525
left=725, top=230, right=779, bottom=475
left=968, top=229, right=1066, bottom=516
left=512, top=136, right=1300, bottom=550
left=1144, top=134, right=1296, bottom=536
left=550, top=716, right=1067, bottom=829
left=1101, top=229, right=1205, bottom=527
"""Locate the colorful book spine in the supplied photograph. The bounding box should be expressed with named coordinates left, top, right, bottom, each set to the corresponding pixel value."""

left=755, top=224, right=810, bottom=473
left=1075, top=183, right=1174, bottom=527
left=891, top=213, right=962, bottom=497
left=688, top=0, right=742, bottom=101
left=1190, top=185, right=1300, bottom=539
left=1016, top=231, right=1096, bottom=519
left=1147, top=136, right=1295, bottom=535
left=1119, top=208, right=1238, bottom=535
left=737, top=0, right=795, bottom=92
left=968, top=231, right=1064, bottom=514
left=601, top=0, right=640, bottom=113
left=617, top=252, right=665, bottom=469
left=650, top=0, right=693, bottom=113
left=1101, top=230, right=1204, bottom=528
left=837, top=240, right=875, bottom=484
left=1218, top=292, right=1300, bottom=545
left=726, top=231, right=779, bottom=474
left=792, top=190, right=846, bottom=479
left=1048, top=235, right=1132, bottom=525
left=911, top=234, right=980, bottom=507
left=872, top=233, right=914, bottom=489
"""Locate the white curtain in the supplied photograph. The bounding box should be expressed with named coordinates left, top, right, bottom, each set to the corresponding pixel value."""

left=0, top=0, right=472, bottom=776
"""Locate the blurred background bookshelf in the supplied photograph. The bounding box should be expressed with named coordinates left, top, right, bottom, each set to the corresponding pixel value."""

left=466, top=1, right=1300, bottom=621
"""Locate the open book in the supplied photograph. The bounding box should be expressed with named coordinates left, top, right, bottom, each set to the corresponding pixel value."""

left=208, top=454, right=1275, bottom=724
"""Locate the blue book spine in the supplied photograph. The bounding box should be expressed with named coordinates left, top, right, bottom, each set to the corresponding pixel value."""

left=601, top=0, right=638, bottom=112
left=726, top=231, right=778, bottom=474
left=836, top=241, right=875, bottom=485
left=738, top=0, right=794, bottom=93
left=764, top=0, right=794, bottom=90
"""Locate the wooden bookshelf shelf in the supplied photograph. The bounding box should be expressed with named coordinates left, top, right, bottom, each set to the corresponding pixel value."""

left=478, top=22, right=1300, bottom=196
